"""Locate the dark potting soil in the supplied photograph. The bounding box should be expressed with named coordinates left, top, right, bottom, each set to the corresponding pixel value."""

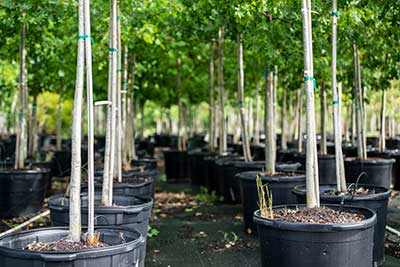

left=257, top=171, right=299, bottom=177
left=24, top=239, right=108, bottom=252
left=322, top=186, right=375, bottom=196
left=272, top=206, right=366, bottom=224
left=121, top=177, right=151, bottom=184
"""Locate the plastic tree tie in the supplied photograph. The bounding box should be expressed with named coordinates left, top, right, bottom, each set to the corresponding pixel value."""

left=117, top=68, right=123, bottom=73
left=17, top=112, right=24, bottom=120
left=238, top=100, right=244, bottom=108
left=304, top=76, right=317, bottom=90
left=332, top=99, right=339, bottom=105
left=79, top=35, right=94, bottom=44
left=109, top=48, right=118, bottom=52
left=331, top=11, right=339, bottom=17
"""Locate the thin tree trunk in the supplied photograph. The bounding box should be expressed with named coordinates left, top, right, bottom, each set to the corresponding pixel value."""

left=331, top=0, right=346, bottom=191
left=208, top=38, right=216, bottom=152
left=265, top=71, right=275, bottom=174
left=56, top=92, right=63, bottom=150
left=102, top=0, right=118, bottom=206
left=69, top=0, right=85, bottom=242
left=320, top=81, right=327, bottom=155
left=116, top=7, right=122, bottom=183
left=378, top=89, right=386, bottom=152
left=28, top=95, right=37, bottom=158
left=121, top=46, right=129, bottom=166
left=302, top=0, right=319, bottom=208
left=218, top=26, right=226, bottom=155
left=296, top=88, right=303, bottom=153
left=253, top=79, right=261, bottom=145
left=237, top=33, right=251, bottom=162
left=281, top=81, right=288, bottom=150
left=15, top=23, right=27, bottom=170
left=272, top=66, right=278, bottom=163
left=83, top=0, right=95, bottom=242
left=177, top=58, right=186, bottom=151
left=344, top=104, right=350, bottom=142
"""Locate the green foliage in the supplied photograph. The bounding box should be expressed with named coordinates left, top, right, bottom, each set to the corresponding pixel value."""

left=148, top=226, right=160, bottom=238
left=193, top=187, right=223, bottom=204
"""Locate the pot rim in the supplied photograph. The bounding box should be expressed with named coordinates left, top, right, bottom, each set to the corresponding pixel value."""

left=236, top=171, right=305, bottom=182
left=0, top=226, right=144, bottom=260
left=344, top=157, right=395, bottom=164
left=292, top=184, right=391, bottom=201
left=253, top=204, right=377, bottom=232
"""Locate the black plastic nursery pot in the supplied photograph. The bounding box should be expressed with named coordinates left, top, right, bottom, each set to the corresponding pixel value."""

left=0, top=226, right=145, bottom=267
left=292, top=184, right=391, bottom=267
left=215, top=156, right=244, bottom=203
left=368, top=150, right=400, bottom=190
left=250, top=144, right=265, bottom=161
left=0, top=168, right=50, bottom=218
left=293, top=153, right=337, bottom=184
left=237, top=171, right=305, bottom=234
left=344, top=157, right=395, bottom=189
left=253, top=205, right=377, bottom=267
left=188, top=149, right=211, bottom=186
left=131, top=158, right=158, bottom=170
left=53, top=149, right=88, bottom=177
left=163, top=150, right=189, bottom=182
left=204, top=155, right=220, bottom=194
left=49, top=194, right=153, bottom=238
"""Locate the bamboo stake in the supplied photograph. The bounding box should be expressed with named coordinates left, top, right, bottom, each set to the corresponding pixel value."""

left=83, top=0, right=95, bottom=242
left=281, top=81, right=288, bottom=150
left=253, top=79, right=261, bottom=145
left=296, top=88, right=303, bottom=153
left=320, top=81, right=327, bottom=155
left=218, top=26, right=226, bottom=155
left=116, top=7, right=122, bottom=183
left=0, top=210, right=50, bottom=238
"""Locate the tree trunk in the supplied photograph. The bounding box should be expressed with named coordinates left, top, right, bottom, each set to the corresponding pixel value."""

left=116, top=8, right=122, bottom=183
left=281, top=81, right=288, bottom=150
left=265, top=71, right=275, bottom=174
left=302, top=0, right=319, bottom=208
left=177, top=58, right=187, bottom=151
left=56, top=92, right=63, bottom=150
left=15, top=23, right=27, bottom=170
left=378, top=89, right=386, bottom=152
left=102, top=0, right=118, bottom=206
left=126, top=53, right=137, bottom=162
left=272, top=66, right=278, bottom=162
left=344, top=104, right=350, bottom=142
left=69, top=0, right=85, bottom=242
left=237, top=33, right=252, bottom=162
left=331, top=0, right=346, bottom=192
left=296, top=88, right=303, bottom=153
left=218, top=26, right=226, bottom=155
left=121, top=46, right=128, bottom=166
left=83, top=0, right=96, bottom=242
left=320, top=81, right=327, bottom=155
left=28, top=95, right=38, bottom=158
left=208, top=38, right=216, bottom=152
left=253, top=79, right=261, bottom=145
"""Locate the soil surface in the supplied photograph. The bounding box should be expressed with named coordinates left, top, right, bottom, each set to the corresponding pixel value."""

left=272, top=206, right=366, bottom=224
left=24, top=239, right=108, bottom=252
left=323, top=186, right=375, bottom=196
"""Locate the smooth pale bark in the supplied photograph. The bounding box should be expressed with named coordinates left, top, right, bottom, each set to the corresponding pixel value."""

left=15, top=23, right=27, bottom=169
left=320, top=82, right=327, bottom=155
left=177, top=58, right=187, bottom=151
left=302, top=0, right=319, bottom=208
left=344, top=105, right=350, bottom=142
left=129, top=54, right=137, bottom=161
left=218, top=26, right=227, bottom=155
left=281, top=82, right=288, bottom=150
left=296, top=88, right=303, bottom=153
left=83, top=0, right=95, bottom=241
left=102, top=0, right=118, bottom=206
left=122, top=46, right=129, bottom=166
left=272, top=66, right=278, bottom=163
left=56, top=93, right=63, bottom=150
left=253, top=79, right=261, bottom=145
left=353, top=44, right=366, bottom=160
left=265, top=72, right=275, bottom=174
left=237, top=34, right=252, bottom=162
left=331, top=0, right=346, bottom=192
left=208, top=38, right=216, bottom=152
left=116, top=8, right=122, bottom=183
left=288, top=91, right=294, bottom=142
left=379, top=89, right=386, bottom=152
left=28, top=96, right=37, bottom=158
left=70, top=0, right=85, bottom=242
